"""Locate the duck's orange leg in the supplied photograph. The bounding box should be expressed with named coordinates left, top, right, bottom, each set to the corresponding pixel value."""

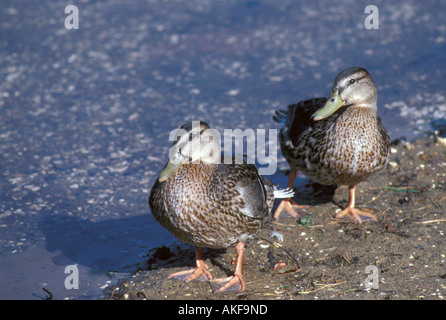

left=335, top=185, right=377, bottom=224
left=168, top=247, right=213, bottom=282
left=210, top=242, right=246, bottom=293
left=273, top=168, right=308, bottom=219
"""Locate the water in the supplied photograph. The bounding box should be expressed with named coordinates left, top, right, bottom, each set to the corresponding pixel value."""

left=1, top=0, right=445, bottom=299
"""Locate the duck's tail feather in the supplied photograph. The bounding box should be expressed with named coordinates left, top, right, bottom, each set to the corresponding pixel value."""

left=273, top=187, right=294, bottom=199
left=272, top=109, right=288, bottom=125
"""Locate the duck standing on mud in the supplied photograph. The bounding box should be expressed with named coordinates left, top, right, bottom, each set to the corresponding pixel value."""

left=149, top=121, right=293, bottom=292
left=273, top=67, right=390, bottom=224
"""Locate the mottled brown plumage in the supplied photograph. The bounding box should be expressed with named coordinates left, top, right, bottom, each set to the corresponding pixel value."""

left=150, top=161, right=273, bottom=249
left=273, top=67, right=390, bottom=223
left=149, top=121, right=293, bottom=292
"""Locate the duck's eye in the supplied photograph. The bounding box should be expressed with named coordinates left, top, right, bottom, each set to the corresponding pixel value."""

left=349, top=79, right=356, bottom=84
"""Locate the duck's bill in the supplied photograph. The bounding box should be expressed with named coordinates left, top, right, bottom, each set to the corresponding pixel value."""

left=312, top=90, right=346, bottom=121
left=159, top=158, right=187, bottom=182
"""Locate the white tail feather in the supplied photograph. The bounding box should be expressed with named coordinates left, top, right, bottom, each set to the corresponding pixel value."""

left=273, top=187, right=294, bottom=199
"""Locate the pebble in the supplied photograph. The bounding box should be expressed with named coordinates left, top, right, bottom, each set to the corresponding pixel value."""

left=389, top=161, right=398, bottom=168
left=270, top=230, right=284, bottom=242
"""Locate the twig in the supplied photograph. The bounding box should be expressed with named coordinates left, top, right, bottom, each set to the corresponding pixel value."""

left=413, top=219, right=446, bottom=224
left=271, top=221, right=298, bottom=228
left=365, top=191, right=383, bottom=205
left=42, top=288, right=53, bottom=300
left=298, top=281, right=347, bottom=294
left=377, top=207, right=392, bottom=218
left=382, top=187, right=423, bottom=193
left=336, top=247, right=353, bottom=266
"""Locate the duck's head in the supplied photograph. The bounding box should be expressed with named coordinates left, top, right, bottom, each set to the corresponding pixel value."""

left=159, top=121, right=221, bottom=182
left=312, top=67, right=377, bottom=121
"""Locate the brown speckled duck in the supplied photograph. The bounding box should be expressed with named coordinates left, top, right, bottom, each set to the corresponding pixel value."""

left=149, top=121, right=293, bottom=293
left=273, top=67, right=390, bottom=224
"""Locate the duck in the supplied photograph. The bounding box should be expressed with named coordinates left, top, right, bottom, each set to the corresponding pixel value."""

left=149, top=120, right=293, bottom=293
left=273, top=67, right=390, bottom=224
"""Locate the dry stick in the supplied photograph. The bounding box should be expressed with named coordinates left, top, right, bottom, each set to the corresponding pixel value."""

left=364, top=191, right=383, bottom=205
left=413, top=219, right=446, bottom=224
left=335, top=247, right=353, bottom=266
left=298, top=280, right=347, bottom=295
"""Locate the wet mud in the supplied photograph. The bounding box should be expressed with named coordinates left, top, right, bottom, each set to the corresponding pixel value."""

left=105, top=134, right=446, bottom=300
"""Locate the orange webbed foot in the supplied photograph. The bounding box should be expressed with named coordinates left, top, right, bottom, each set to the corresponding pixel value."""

left=273, top=199, right=308, bottom=219
left=168, top=247, right=213, bottom=282
left=210, top=275, right=245, bottom=293
left=168, top=264, right=213, bottom=283
left=335, top=206, right=377, bottom=224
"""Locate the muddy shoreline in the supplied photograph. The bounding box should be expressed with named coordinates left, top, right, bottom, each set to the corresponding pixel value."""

left=104, top=134, right=446, bottom=300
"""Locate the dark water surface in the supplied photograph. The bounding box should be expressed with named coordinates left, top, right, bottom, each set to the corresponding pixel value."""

left=1, top=0, right=445, bottom=299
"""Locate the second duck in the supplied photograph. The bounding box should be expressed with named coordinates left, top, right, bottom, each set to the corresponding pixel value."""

left=273, top=67, right=390, bottom=224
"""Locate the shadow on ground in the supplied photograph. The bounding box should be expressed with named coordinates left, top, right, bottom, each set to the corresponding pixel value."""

left=38, top=213, right=174, bottom=271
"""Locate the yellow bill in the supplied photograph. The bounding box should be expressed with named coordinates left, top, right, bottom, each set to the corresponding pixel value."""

left=159, top=157, right=187, bottom=182
left=312, top=90, right=346, bottom=121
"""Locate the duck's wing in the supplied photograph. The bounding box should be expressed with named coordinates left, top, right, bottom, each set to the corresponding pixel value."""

left=216, top=157, right=270, bottom=220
